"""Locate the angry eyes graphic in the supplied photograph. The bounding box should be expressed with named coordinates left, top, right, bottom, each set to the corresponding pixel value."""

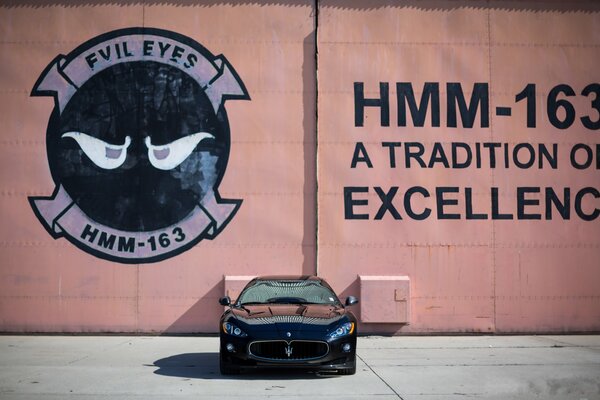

left=31, top=28, right=248, bottom=262
left=61, top=132, right=131, bottom=170
left=61, top=131, right=214, bottom=170
left=48, top=61, right=228, bottom=232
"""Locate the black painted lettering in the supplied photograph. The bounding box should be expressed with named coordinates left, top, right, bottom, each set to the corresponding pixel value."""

left=404, top=142, right=426, bottom=168
left=452, top=142, right=472, bottom=168
left=85, top=53, right=98, bottom=69
left=122, top=41, right=133, bottom=57
left=350, top=142, right=373, bottom=168
left=396, top=82, right=440, bottom=127
left=81, top=224, right=99, bottom=243
left=382, top=142, right=401, bottom=168
left=158, top=41, right=172, bottom=57
left=185, top=53, right=198, bottom=68
left=436, top=187, right=460, bottom=219
left=404, top=186, right=431, bottom=220
left=98, top=232, right=116, bottom=250
left=513, top=143, right=536, bottom=169
left=344, top=187, right=369, bottom=220
left=517, top=187, right=541, bottom=219
left=515, top=83, right=537, bottom=128
left=428, top=142, right=450, bottom=168
left=465, top=187, right=487, bottom=219
left=547, top=84, right=576, bottom=129
left=170, top=45, right=184, bottom=62
left=570, top=143, right=593, bottom=169
left=354, top=82, right=390, bottom=127
left=581, top=83, right=600, bottom=130
left=575, top=187, right=600, bottom=221
left=118, top=236, right=136, bottom=253
left=491, top=187, right=513, bottom=219
left=143, top=40, right=154, bottom=56
left=545, top=187, right=570, bottom=220
left=447, top=82, right=489, bottom=128
left=539, top=143, right=558, bottom=169
left=98, top=46, right=111, bottom=61
left=374, top=187, right=402, bottom=220
left=483, top=143, right=501, bottom=168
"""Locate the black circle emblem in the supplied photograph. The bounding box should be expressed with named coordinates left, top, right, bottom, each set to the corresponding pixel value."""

left=30, top=28, right=249, bottom=263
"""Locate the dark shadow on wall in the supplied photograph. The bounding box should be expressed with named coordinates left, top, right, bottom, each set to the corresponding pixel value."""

left=2, top=0, right=600, bottom=12
left=163, top=280, right=223, bottom=333
left=302, top=29, right=317, bottom=276
left=335, top=279, right=362, bottom=322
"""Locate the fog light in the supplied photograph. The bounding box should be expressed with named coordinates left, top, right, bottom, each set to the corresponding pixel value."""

left=342, top=343, right=352, bottom=352
left=226, top=343, right=235, bottom=353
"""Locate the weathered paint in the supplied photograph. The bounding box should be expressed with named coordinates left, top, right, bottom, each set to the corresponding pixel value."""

left=316, top=1, right=600, bottom=334
left=0, top=1, right=598, bottom=334
left=0, top=2, right=316, bottom=333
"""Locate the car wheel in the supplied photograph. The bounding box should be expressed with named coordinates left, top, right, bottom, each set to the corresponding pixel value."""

left=219, top=353, right=240, bottom=375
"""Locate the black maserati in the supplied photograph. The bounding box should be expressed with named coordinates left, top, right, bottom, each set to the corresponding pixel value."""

left=218, top=275, right=359, bottom=375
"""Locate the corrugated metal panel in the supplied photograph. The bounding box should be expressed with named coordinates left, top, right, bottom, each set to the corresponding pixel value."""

left=316, top=1, right=600, bottom=333
left=0, top=1, right=598, bottom=334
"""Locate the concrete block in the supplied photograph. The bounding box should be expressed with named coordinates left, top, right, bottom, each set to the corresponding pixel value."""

left=359, top=275, right=410, bottom=323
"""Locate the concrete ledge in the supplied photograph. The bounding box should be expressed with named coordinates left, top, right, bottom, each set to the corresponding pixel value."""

left=359, top=275, right=410, bottom=323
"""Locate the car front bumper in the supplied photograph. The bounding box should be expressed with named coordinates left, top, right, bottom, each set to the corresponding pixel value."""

left=219, top=334, right=357, bottom=371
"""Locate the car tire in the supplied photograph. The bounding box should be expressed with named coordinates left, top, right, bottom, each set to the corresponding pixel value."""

left=219, top=353, right=240, bottom=375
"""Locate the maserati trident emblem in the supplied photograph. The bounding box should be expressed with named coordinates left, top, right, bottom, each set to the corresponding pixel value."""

left=285, top=344, right=293, bottom=358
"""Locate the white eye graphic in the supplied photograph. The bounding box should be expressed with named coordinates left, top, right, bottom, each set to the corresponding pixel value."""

left=145, top=132, right=214, bottom=170
left=61, top=132, right=131, bottom=170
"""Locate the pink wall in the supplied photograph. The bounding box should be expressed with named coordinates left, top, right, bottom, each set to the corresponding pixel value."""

left=0, top=1, right=599, bottom=333
left=316, top=1, right=600, bottom=333
left=0, top=2, right=316, bottom=332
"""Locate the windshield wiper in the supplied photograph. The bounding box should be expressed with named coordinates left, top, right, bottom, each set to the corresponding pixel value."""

left=233, top=303, right=252, bottom=312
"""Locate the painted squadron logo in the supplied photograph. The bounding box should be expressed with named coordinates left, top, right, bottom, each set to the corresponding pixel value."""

left=29, top=28, right=249, bottom=263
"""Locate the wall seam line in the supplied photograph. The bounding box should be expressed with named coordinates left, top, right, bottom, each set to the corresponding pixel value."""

left=487, top=3, right=497, bottom=334
left=314, top=0, right=320, bottom=277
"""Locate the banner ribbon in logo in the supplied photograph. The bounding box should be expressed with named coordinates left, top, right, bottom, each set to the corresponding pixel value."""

left=32, top=186, right=239, bottom=260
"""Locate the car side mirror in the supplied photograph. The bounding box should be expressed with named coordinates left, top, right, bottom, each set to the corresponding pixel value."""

left=345, top=296, right=359, bottom=306
left=219, top=296, right=231, bottom=306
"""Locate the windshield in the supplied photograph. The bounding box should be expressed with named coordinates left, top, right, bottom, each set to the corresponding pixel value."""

left=237, top=280, right=341, bottom=306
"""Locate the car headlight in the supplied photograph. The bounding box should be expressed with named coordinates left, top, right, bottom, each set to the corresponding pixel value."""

left=329, top=322, right=355, bottom=339
left=222, top=322, right=248, bottom=337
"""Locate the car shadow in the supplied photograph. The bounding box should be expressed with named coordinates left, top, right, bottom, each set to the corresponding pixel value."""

left=150, top=352, right=340, bottom=380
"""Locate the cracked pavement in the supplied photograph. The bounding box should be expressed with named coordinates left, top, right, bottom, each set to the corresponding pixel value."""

left=0, top=335, right=599, bottom=399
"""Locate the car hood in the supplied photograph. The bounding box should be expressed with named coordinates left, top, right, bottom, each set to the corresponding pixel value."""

left=229, top=304, right=347, bottom=333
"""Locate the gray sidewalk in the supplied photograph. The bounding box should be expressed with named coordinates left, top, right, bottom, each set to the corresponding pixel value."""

left=0, top=335, right=598, bottom=399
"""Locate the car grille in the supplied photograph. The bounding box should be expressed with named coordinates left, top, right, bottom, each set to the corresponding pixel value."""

left=249, top=340, right=329, bottom=361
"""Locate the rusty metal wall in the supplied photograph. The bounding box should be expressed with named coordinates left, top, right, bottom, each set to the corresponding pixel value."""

left=0, top=1, right=598, bottom=333
left=0, top=1, right=316, bottom=332
left=316, top=1, right=600, bottom=333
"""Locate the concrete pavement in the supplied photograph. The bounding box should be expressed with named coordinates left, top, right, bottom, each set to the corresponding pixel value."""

left=0, top=335, right=599, bottom=399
